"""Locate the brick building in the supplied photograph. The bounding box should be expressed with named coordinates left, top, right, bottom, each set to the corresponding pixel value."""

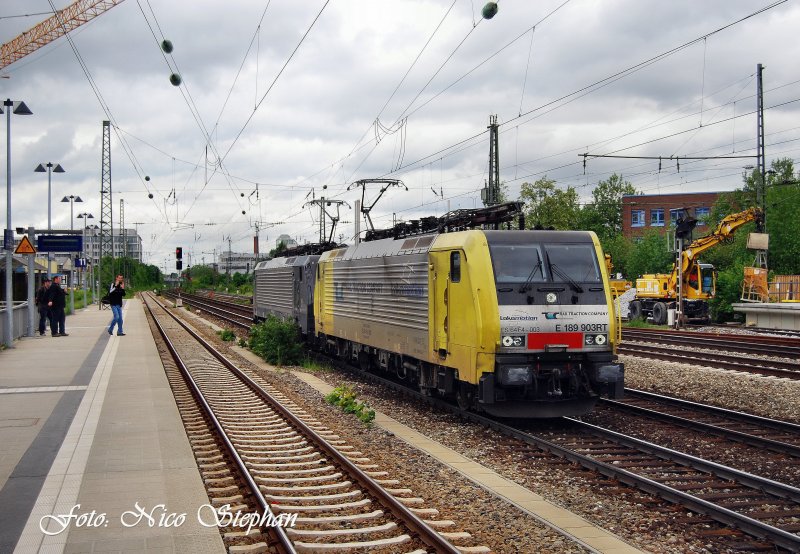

left=621, top=191, right=722, bottom=239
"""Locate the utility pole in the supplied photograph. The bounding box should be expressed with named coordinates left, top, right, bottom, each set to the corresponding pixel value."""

left=99, top=120, right=113, bottom=290
left=482, top=114, right=500, bottom=207
left=225, top=236, right=232, bottom=275
left=119, top=198, right=126, bottom=282
left=756, top=63, right=766, bottom=232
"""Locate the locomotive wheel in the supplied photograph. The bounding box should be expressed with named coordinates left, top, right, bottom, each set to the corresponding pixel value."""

left=652, top=301, right=667, bottom=325
left=628, top=300, right=643, bottom=320
left=456, top=383, right=476, bottom=411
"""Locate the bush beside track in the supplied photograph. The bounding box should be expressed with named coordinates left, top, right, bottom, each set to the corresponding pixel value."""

left=248, top=315, right=304, bottom=366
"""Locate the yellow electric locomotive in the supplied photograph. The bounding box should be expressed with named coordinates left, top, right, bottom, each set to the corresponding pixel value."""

left=314, top=218, right=623, bottom=418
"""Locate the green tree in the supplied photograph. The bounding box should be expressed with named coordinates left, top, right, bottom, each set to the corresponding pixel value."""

left=763, top=159, right=800, bottom=274
left=600, top=234, right=633, bottom=278
left=625, top=229, right=673, bottom=280
left=519, top=177, right=581, bottom=230
left=269, top=241, right=288, bottom=258
left=584, top=174, right=638, bottom=240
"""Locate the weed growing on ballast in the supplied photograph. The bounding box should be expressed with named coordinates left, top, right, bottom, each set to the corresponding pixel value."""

left=325, top=385, right=375, bottom=424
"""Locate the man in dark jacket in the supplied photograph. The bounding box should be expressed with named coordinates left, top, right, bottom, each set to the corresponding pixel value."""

left=107, top=275, right=126, bottom=336
left=46, top=275, right=68, bottom=337
left=35, top=278, right=51, bottom=336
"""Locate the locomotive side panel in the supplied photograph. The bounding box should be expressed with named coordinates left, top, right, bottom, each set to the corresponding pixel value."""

left=320, top=251, right=430, bottom=360
left=254, top=265, right=293, bottom=320
left=255, top=256, right=319, bottom=335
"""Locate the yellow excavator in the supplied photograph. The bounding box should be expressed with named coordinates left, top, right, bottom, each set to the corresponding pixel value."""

left=629, top=207, right=763, bottom=325
left=604, top=254, right=632, bottom=299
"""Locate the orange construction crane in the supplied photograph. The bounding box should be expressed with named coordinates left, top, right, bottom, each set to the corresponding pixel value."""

left=1, top=0, right=125, bottom=70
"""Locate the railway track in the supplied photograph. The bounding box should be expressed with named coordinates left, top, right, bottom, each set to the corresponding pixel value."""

left=589, top=389, right=800, bottom=491
left=600, top=388, right=800, bottom=459
left=143, top=293, right=482, bottom=553
left=163, top=291, right=253, bottom=330
left=312, top=353, right=800, bottom=550
left=684, top=323, right=800, bottom=339
left=528, top=418, right=800, bottom=550
left=623, top=328, right=800, bottom=356
left=621, top=328, right=800, bottom=378
left=617, top=343, right=800, bottom=379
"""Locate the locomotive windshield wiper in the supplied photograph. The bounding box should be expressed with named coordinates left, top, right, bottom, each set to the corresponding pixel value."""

left=549, top=262, right=584, bottom=293
left=518, top=257, right=543, bottom=293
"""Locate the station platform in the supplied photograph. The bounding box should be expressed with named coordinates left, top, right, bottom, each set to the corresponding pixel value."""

left=733, top=301, right=800, bottom=331
left=0, top=298, right=224, bottom=554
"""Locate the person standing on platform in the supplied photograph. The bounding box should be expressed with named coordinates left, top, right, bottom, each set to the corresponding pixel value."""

left=35, top=278, right=51, bottom=336
left=46, top=275, right=68, bottom=337
left=107, top=275, right=126, bottom=336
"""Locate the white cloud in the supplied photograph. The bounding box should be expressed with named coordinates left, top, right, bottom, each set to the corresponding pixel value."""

left=1, top=0, right=799, bottom=268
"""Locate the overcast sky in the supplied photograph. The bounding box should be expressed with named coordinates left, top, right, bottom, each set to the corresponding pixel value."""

left=1, top=0, right=799, bottom=270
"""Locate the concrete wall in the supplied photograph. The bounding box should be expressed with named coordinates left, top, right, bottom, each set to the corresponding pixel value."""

left=732, top=302, right=800, bottom=331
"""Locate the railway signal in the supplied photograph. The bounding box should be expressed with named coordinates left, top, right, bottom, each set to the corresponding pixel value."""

left=176, top=247, right=183, bottom=270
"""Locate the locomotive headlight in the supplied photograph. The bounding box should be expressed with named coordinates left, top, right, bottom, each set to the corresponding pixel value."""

left=501, top=335, right=525, bottom=347
left=546, top=292, right=558, bottom=304
left=585, top=334, right=607, bottom=346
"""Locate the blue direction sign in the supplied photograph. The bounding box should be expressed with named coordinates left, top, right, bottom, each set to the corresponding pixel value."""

left=37, top=235, right=83, bottom=253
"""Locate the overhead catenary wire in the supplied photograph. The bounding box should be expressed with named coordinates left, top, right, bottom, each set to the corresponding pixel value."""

left=44, top=0, right=168, bottom=223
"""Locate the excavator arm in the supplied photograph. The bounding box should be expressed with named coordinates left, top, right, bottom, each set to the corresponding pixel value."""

left=679, top=208, right=763, bottom=274
left=667, top=207, right=763, bottom=291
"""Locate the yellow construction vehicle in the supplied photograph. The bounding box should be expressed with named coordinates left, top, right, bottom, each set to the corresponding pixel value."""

left=604, top=254, right=632, bottom=299
left=629, top=207, right=763, bottom=325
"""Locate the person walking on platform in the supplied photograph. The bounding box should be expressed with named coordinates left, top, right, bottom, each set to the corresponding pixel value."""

left=35, top=278, right=51, bottom=336
left=107, top=275, right=126, bottom=336
left=46, top=275, right=68, bottom=337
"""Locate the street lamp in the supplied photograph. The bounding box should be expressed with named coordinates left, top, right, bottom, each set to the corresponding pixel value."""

left=77, top=212, right=93, bottom=305
left=61, top=195, right=82, bottom=314
left=34, top=162, right=65, bottom=279
left=3, top=98, right=33, bottom=348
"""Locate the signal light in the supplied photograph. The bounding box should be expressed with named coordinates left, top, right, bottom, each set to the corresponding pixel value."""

left=176, top=260, right=183, bottom=270
left=176, top=247, right=183, bottom=260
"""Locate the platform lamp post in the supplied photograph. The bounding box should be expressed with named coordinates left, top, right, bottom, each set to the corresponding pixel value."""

left=61, top=194, right=82, bottom=314
left=3, top=99, right=33, bottom=348
left=34, top=162, right=65, bottom=280
left=77, top=213, right=93, bottom=306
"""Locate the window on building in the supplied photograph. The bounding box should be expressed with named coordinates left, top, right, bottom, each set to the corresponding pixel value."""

left=651, top=208, right=665, bottom=226
left=695, top=207, right=710, bottom=225
left=631, top=209, right=645, bottom=227
left=669, top=208, right=681, bottom=226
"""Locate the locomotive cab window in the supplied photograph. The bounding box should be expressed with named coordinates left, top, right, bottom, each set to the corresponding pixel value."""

left=450, top=251, right=461, bottom=283
left=488, top=244, right=547, bottom=283
left=543, top=244, right=601, bottom=283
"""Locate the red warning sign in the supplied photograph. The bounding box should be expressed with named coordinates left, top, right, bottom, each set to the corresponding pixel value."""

left=14, top=236, right=37, bottom=254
